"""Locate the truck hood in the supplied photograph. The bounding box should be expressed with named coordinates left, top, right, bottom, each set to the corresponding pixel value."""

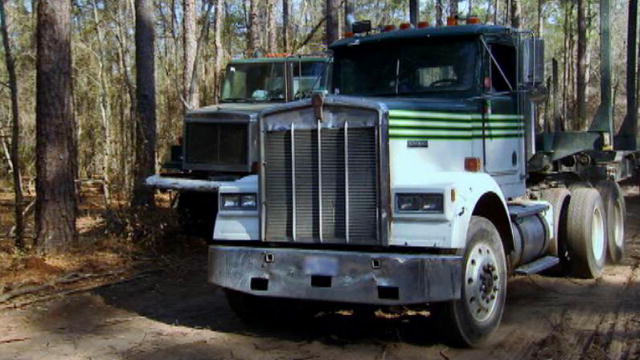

left=357, top=96, right=481, bottom=114
left=187, top=102, right=278, bottom=117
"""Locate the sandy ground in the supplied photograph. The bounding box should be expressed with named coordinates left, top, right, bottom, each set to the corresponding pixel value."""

left=1, top=191, right=639, bottom=360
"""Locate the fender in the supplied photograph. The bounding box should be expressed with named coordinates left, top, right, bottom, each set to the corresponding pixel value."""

left=390, top=171, right=514, bottom=251
left=213, top=175, right=260, bottom=241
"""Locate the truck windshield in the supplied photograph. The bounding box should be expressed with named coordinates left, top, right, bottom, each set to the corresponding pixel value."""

left=221, top=62, right=286, bottom=102
left=292, top=61, right=329, bottom=99
left=332, top=39, right=478, bottom=97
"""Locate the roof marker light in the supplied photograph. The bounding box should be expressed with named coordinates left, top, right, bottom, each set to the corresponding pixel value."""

left=447, top=16, right=458, bottom=26
left=343, top=31, right=355, bottom=38
left=399, top=23, right=412, bottom=30
left=382, top=25, right=397, bottom=32
left=467, top=16, right=481, bottom=24
left=417, top=21, right=429, bottom=28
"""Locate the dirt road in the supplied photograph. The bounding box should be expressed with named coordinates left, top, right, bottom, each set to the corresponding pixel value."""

left=1, top=191, right=640, bottom=360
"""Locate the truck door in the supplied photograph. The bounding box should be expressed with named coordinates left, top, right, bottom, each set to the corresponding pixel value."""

left=482, top=42, right=526, bottom=198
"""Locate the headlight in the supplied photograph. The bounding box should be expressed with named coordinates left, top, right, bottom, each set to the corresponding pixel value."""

left=221, top=193, right=257, bottom=210
left=395, top=193, right=443, bottom=213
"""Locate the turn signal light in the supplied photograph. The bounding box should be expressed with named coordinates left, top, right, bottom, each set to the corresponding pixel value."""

left=465, top=157, right=482, bottom=172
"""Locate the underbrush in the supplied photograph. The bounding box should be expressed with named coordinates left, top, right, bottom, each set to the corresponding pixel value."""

left=0, top=187, right=206, bottom=296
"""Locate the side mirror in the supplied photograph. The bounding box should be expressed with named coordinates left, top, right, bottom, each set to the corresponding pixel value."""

left=520, top=38, right=545, bottom=86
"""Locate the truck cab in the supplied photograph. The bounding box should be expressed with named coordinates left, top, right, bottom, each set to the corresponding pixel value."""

left=147, top=55, right=330, bottom=237
left=209, top=23, right=635, bottom=347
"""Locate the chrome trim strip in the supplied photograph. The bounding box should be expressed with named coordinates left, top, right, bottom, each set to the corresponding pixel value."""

left=344, top=121, right=350, bottom=243
left=378, top=108, right=391, bottom=246
left=291, top=123, right=297, bottom=242
left=317, top=120, right=324, bottom=243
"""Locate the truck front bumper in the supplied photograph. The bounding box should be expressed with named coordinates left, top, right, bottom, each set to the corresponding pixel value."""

left=208, top=245, right=463, bottom=305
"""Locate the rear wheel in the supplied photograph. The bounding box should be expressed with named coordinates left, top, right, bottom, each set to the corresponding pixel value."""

left=539, top=188, right=571, bottom=257
left=437, top=216, right=507, bottom=347
left=595, top=181, right=626, bottom=263
left=565, top=188, right=607, bottom=278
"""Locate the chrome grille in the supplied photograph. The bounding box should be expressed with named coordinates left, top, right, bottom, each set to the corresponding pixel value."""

left=264, top=124, right=379, bottom=244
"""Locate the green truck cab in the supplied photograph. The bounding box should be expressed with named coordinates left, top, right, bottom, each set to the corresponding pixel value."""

left=147, top=56, right=329, bottom=236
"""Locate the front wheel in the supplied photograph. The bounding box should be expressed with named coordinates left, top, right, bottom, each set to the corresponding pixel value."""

left=437, top=216, right=507, bottom=347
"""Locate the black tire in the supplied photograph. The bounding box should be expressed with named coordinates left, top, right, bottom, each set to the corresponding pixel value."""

left=437, top=216, right=507, bottom=347
left=177, top=191, right=217, bottom=240
left=565, top=188, right=607, bottom=278
left=595, top=181, right=626, bottom=263
left=539, top=188, right=571, bottom=257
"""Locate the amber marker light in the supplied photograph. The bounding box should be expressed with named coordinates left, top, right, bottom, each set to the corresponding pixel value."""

left=467, top=16, right=481, bottom=24
left=447, top=16, right=458, bottom=26
left=343, top=31, right=355, bottom=38
left=382, top=24, right=397, bottom=32
left=417, top=21, right=429, bottom=28
left=465, top=157, right=482, bottom=172
left=399, top=23, right=412, bottom=30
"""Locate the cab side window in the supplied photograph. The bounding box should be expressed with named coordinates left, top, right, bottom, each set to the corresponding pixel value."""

left=490, top=44, right=516, bottom=92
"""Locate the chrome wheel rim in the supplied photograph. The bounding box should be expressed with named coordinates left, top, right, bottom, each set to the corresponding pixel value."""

left=592, top=207, right=605, bottom=261
left=613, top=200, right=624, bottom=248
left=464, top=242, right=500, bottom=323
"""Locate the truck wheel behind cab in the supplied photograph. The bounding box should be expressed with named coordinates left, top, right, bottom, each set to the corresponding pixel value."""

left=539, top=188, right=571, bottom=257
left=437, top=216, right=507, bottom=347
left=566, top=188, right=607, bottom=278
left=595, top=181, right=626, bottom=263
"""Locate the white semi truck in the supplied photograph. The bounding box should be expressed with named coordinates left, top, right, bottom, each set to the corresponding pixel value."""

left=207, top=22, right=638, bottom=346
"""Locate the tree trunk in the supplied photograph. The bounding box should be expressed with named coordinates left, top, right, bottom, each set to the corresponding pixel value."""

left=435, top=0, right=444, bottom=25
left=536, top=0, right=543, bottom=35
left=213, top=0, right=225, bottom=101
left=247, top=0, right=260, bottom=56
left=91, top=0, right=113, bottom=208
left=132, top=0, right=157, bottom=208
left=266, top=0, right=277, bottom=52
left=510, top=0, right=520, bottom=28
left=590, top=0, right=612, bottom=134
left=326, top=0, right=339, bottom=46
left=183, top=0, right=198, bottom=110
left=449, top=0, right=458, bottom=19
left=0, top=0, right=24, bottom=249
left=409, top=0, right=419, bottom=26
left=575, top=0, right=587, bottom=129
left=619, top=0, right=638, bottom=140
left=35, top=0, right=77, bottom=253
left=344, top=0, right=354, bottom=31
left=282, top=0, right=289, bottom=51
